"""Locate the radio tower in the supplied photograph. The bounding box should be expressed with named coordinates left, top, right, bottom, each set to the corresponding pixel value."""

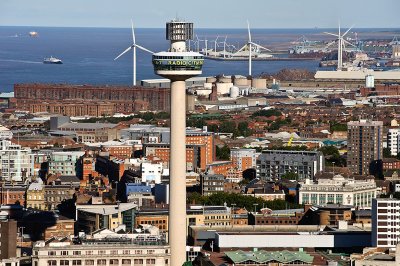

left=152, top=20, right=204, bottom=265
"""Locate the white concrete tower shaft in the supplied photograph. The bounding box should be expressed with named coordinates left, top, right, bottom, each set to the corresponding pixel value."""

left=153, top=20, right=204, bottom=266
left=169, top=79, right=186, bottom=265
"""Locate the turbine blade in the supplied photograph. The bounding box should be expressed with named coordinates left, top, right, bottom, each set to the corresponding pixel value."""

left=135, top=44, right=154, bottom=54
left=343, top=25, right=355, bottom=37
left=131, top=19, right=136, bottom=44
left=343, top=39, right=356, bottom=47
left=249, top=41, right=271, bottom=51
left=247, top=20, right=251, bottom=42
left=114, top=46, right=133, bottom=60
left=324, top=32, right=339, bottom=38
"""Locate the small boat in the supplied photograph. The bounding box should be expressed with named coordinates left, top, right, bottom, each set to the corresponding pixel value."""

left=43, top=56, right=63, bottom=64
left=29, top=31, right=38, bottom=37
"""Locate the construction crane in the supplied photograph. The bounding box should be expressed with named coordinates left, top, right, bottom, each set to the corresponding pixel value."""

left=287, top=134, right=295, bottom=147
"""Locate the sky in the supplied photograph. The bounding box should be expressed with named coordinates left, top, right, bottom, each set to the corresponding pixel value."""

left=0, top=0, right=399, bottom=29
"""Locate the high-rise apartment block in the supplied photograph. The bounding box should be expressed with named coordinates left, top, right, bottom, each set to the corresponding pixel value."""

left=230, top=148, right=257, bottom=172
left=256, top=150, right=324, bottom=180
left=0, top=140, right=33, bottom=181
left=347, top=120, right=383, bottom=175
left=372, top=198, right=400, bottom=248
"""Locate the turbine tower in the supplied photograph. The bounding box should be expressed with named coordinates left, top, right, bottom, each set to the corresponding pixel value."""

left=114, top=20, right=153, bottom=86
left=324, top=23, right=354, bottom=71
left=152, top=20, right=204, bottom=265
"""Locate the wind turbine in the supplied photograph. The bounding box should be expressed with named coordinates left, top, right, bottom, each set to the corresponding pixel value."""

left=213, top=35, right=220, bottom=54
left=196, top=36, right=209, bottom=56
left=239, top=21, right=272, bottom=76
left=324, top=23, right=354, bottom=71
left=222, top=36, right=228, bottom=58
left=114, top=20, right=154, bottom=86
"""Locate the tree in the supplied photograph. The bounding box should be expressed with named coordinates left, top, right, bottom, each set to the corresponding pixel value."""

left=251, top=109, right=282, bottom=118
left=330, top=123, right=347, bottom=132
left=187, top=192, right=302, bottom=211
left=238, top=121, right=253, bottom=137
left=318, top=145, right=346, bottom=167
left=140, top=112, right=155, bottom=122
left=216, top=145, right=230, bottom=160
left=384, top=148, right=393, bottom=158
left=319, top=146, right=340, bottom=157
left=281, top=172, right=298, bottom=180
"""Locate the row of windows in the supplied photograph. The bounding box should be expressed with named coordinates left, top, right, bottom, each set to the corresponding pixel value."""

left=48, top=250, right=156, bottom=256
left=46, top=259, right=157, bottom=266
left=153, top=56, right=202, bottom=60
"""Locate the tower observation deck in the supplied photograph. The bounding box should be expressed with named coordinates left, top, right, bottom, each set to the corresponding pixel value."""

left=152, top=20, right=204, bottom=266
left=153, top=20, right=204, bottom=80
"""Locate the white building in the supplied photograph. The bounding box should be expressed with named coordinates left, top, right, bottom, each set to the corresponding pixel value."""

left=0, top=125, right=13, bottom=140
left=387, top=126, right=400, bottom=156
left=299, top=175, right=378, bottom=208
left=0, top=140, right=33, bottom=181
left=140, top=162, right=162, bottom=184
left=32, top=237, right=170, bottom=266
left=48, top=151, right=85, bottom=176
left=372, top=198, right=400, bottom=248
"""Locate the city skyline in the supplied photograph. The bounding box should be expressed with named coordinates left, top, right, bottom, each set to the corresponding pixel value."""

left=0, top=0, right=399, bottom=28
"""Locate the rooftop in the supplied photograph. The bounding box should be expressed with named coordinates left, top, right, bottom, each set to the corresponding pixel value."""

left=59, top=122, right=117, bottom=130
left=225, top=250, right=314, bottom=264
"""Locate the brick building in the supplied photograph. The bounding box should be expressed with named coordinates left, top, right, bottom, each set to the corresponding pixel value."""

left=13, top=84, right=170, bottom=115
left=0, top=219, right=17, bottom=259
left=360, top=84, right=400, bottom=97
left=0, top=185, right=26, bottom=206
left=347, top=120, right=383, bottom=175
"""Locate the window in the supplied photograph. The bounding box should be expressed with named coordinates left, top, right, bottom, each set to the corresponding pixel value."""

left=109, top=260, right=119, bottom=265
left=122, top=250, right=130, bottom=255
left=122, top=259, right=131, bottom=265
left=133, top=259, right=143, bottom=265
left=110, top=250, right=118, bottom=255
left=146, top=259, right=155, bottom=265
left=84, top=260, right=94, bottom=266
left=85, top=251, right=93, bottom=255
left=48, top=260, right=57, bottom=266
left=134, top=250, right=142, bottom=255
left=73, top=251, right=81, bottom=255
left=60, top=261, right=69, bottom=266
left=97, top=260, right=106, bottom=266
left=98, top=250, right=106, bottom=255
left=61, top=251, right=68, bottom=256
left=147, top=250, right=155, bottom=255
left=72, top=261, right=81, bottom=266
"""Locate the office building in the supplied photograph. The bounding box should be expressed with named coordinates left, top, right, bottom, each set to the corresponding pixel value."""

left=32, top=236, right=170, bottom=266
left=201, top=173, right=225, bottom=196
left=56, top=123, right=119, bottom=143
left=256, top=150, right=324, bottom=180
left=299, top=175, right=378, bottom=208
left=347, top=120, right=383, bottom=175
left=75, top=202, right=137, bottom=234
left=0, top=140, right=33, bottom=182
left=48, top=151, right=85, bottom=176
